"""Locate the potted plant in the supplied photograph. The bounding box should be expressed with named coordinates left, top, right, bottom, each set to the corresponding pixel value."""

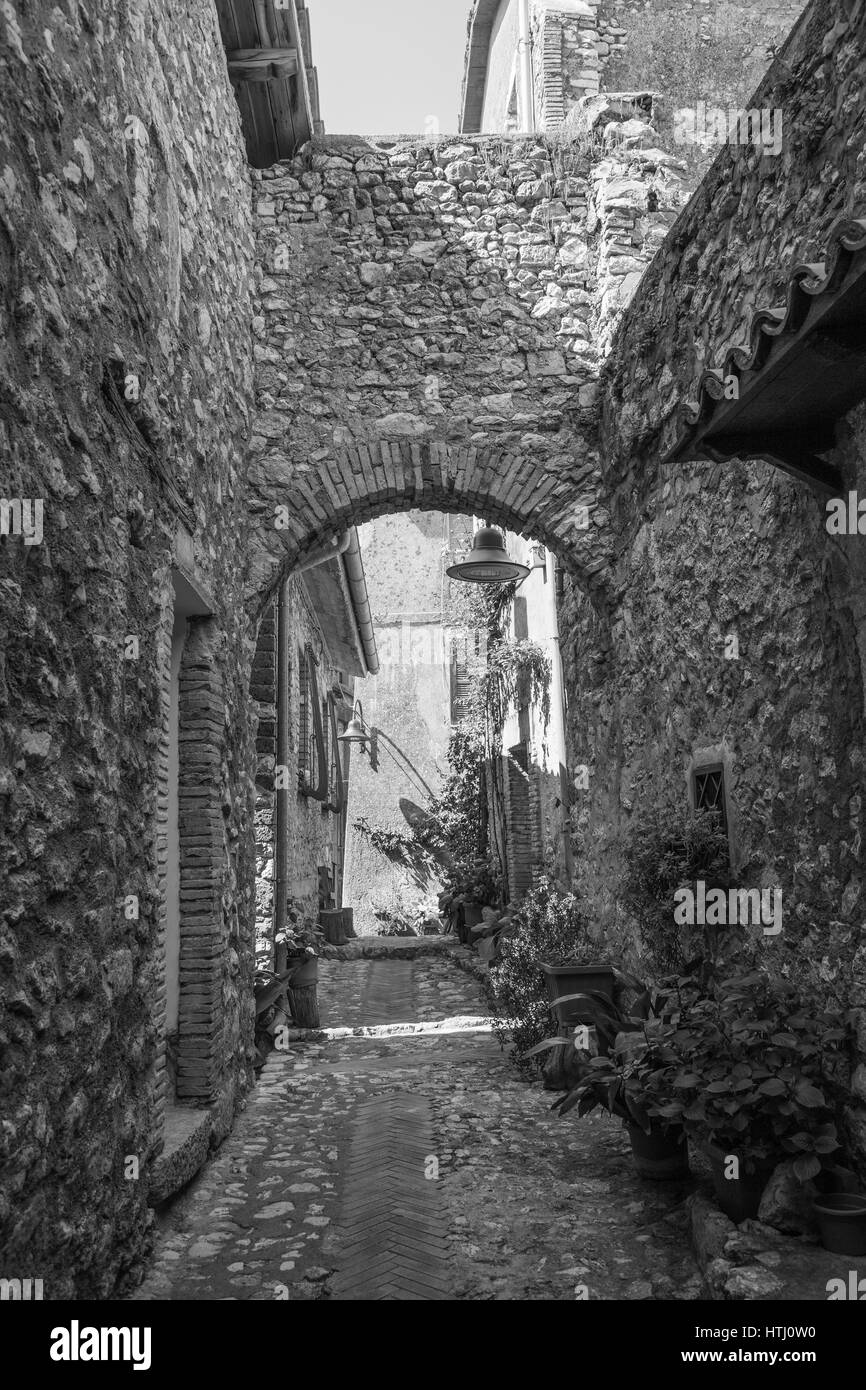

left=489, top=874, right=612, bottom=1076
left=528, top=977, right=693, bottom=1179
left=438, top=855, right=502, bottom=943
left=542, top=1044, right=690, bottom=1179
left=539, top=959, right=617, bottom=1029
left=526, top=876, right=615, bottom=1031
left=812, top=1193, right=866, bottom=1256
left=641, top=971, right=849, bottom=1222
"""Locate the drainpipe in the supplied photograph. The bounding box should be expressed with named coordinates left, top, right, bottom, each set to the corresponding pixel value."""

left=547, top=553, right=573, bottom=877
left=518, top=0, right=536, bottom=133
left=274, top=577, right=291, bottom=960
left=293, top=531, right=352, bottom=575
left=341, top=530, right=380, bottom=676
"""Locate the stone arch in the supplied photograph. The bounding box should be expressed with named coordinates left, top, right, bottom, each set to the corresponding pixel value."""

left=246, top=437, right=611, bottom=618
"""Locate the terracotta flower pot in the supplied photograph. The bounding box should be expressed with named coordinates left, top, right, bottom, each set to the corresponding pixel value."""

left=706, top=1144, right=774, bottom=1223
left=319, top=909, right=347, bottom=946
left=813, top=1193, right=866, bottom=1256
left=458, top=903, right=485, bottom=945
left=627, top=1122, right=690, bottom=1181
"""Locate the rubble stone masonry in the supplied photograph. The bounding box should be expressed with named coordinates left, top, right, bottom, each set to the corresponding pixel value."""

left=0, top=0, right=257, bottom=1296
left=561, top=0, right=866, bottom=1169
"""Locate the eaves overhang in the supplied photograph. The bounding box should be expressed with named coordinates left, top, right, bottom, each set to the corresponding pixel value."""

left=664, top=217, right=866, bottom=496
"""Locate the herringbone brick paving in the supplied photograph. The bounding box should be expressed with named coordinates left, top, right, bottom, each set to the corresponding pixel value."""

left=359, top=960, right=414, bottom=1025
left=329, top=1094, right=451, bottom=1300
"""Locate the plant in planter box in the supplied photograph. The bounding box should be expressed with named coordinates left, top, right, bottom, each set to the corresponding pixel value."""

left=618, top=801, right=736, bottom=977
left=488, top=875, right=606, bottom=1071
left=640, top=970, right=849, bottom=1221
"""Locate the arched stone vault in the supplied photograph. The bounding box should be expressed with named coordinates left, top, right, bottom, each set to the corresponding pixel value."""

left=243, top=130, right=684, bottom=617
left=246, top=437, right=611, bottom=615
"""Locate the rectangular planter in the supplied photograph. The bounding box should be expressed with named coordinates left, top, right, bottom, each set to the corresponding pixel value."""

left=539, top=962, right=616, bottom=1029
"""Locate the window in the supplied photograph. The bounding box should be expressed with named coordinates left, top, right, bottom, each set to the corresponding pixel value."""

left=693, top=765, right=728, bottom=834
left=449, top=637, right=475, bottom=726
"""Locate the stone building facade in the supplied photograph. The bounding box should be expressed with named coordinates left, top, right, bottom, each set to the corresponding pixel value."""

left=461, top=0, right=806, bottom=135
left=0, top=0, right=259, bottom=1297
left=494, top=533, right=573, bottom=895
left=252, top=535, right=378, bottom=961
left=343, top=512, right=472, bottom=935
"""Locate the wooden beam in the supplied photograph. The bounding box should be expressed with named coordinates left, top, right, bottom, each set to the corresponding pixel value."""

left=282, top=0, right=314, bottom=149
left=702, top=430, right=843, bottom=497
left=227, top=47, right=299, bottom=83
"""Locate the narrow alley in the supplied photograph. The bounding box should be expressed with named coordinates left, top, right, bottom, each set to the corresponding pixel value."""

left=132, top=944, right=702, bottom=1302
left=3, top=0, right=866, bottom=1347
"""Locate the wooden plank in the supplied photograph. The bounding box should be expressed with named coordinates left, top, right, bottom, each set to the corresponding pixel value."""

left=703, top=432, right=842, bottom=497
left=283, top=0, right=313, bottom=148
left=231, top=0, right=261, bottom=48
left=271, top=1, right=296, bottom=46
left=217, top=0, right=312, bottom=165
left=259, top=0, right=301, bottom=158
left=214, top=0, right=242, bottom=50
left=227, top=49, right=298, bottom=83
left=265, top=73, right=300, bottom=161
left=239, top=82, right=280, bottom=168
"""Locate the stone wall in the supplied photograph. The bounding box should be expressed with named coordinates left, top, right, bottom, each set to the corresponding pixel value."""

left=605, top=0, right=866, bottom=490
left=559, top=0, right=866, bottom=1168
left=470, top=1, right=806, bottom=143
left=246, top=122, right=689, bottom=607
left=0, top=0, right=256, bottom=1296
left=596, top=0, right=806, bottom=90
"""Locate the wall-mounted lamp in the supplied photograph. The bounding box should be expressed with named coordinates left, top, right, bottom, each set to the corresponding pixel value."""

left=338, top=700, right=436, bottom=802
left=338, top=700, right=368, bottom=746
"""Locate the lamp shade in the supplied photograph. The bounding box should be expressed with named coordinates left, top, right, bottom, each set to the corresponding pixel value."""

left=338, top=714, right=367, bottom=743
left=445, top=526, right=530, bottom=584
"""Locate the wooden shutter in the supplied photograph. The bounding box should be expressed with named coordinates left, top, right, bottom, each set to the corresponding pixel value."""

left=299, top=647, right=329, bottom=801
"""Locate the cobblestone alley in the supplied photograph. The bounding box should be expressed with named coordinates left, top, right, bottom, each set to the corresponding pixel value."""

left=132, top=946, right=703, bottom=1302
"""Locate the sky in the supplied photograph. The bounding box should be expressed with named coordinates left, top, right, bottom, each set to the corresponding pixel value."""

left=312, top=0, right=474, bottom=135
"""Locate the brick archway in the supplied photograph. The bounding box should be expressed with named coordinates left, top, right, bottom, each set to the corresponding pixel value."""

left=246, top=436, right=610, bottom=615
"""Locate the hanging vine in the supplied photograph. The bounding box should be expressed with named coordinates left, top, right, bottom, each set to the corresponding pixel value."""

left=474, top=639, right=552, bottom=759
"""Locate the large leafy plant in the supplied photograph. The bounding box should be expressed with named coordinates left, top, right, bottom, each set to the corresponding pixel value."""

left=528, top=973, right=698, bottom=1134
left=618, top=800, right=735, bottom=975
left=438, top=854, right=502, bottom=918
left=488, top=875, right=601, bottom=1069
left=428, top=729, right=487, bottom=864
left=638, top=971, right=849, bottom=1179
